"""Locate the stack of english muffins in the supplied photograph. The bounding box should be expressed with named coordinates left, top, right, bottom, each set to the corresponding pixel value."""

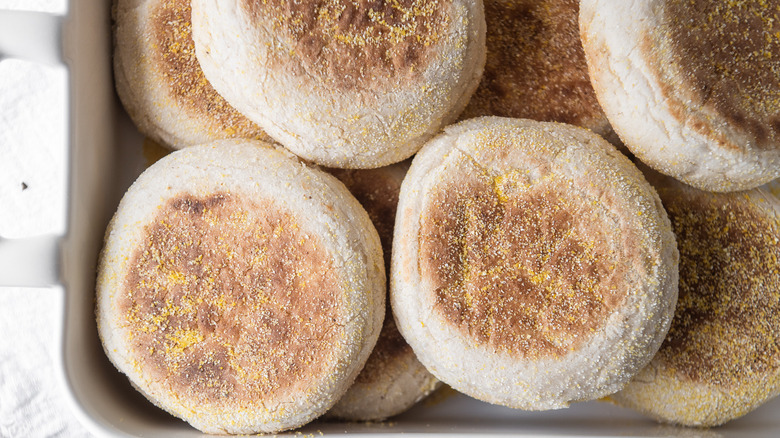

left=101, top=0, right=780, bottom=433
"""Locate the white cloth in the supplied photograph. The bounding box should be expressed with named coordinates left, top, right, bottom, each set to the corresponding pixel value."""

left=0, top=1, right=65, bottom=13
left=1, top=1, right=91, bottom=436
left=0, top=290, right=89, bottom=438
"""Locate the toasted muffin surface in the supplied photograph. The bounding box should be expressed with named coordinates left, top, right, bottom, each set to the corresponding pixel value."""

left=420, top=170, right=631, bottom=358
left=149, top=0, right=265, bottom=139
left=191, top=0, right=486, bottom=168
left=660, top=191, right=780, bottom=387
left=462, top=0, right=609, bottom=137
left=240, top=0, right=452, bottom=91
left=580, top=0, right=780, bottom=191
left=120, top=192, right=343, bottom=407
left=651, top=0, right=780, bottom=152
left=97, top=141, right=385, bottom=434
left=614, top=171, right=780, bottom=426
left=114, top=0, right=267, bottom=148
left=392, top=117, right=678, bottom=409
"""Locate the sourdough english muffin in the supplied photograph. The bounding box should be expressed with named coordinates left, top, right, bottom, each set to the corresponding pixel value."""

left=96, top=140, right=385, bottom=434
left=461, top=0, right=616, bottom=144
left=113, top=0, right=268, bottom=149
left=392, top=117, right=678, bottom=409
left=612, top=169, right=780, bottom=427
left=326, top=162, right=441, bottom=421
left=190, top=0, right=486, bottom=168
left=580, top=0, right=780, bottom=192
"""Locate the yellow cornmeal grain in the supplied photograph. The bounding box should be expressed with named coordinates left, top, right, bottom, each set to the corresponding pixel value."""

left=461, top=0, right=607, bottom=131
left=651, top=0, right=780, bottom=151
left=248, top=0, right=452, bottom=89
left=612, top=179, right=780, bottom=426
left=119, top=192, right=345, bottom=409
left=418, top=127, right=653, bottom=359
left=656, top=187, right=780, bottom=388
left=150, top=0, right=269, bottom=140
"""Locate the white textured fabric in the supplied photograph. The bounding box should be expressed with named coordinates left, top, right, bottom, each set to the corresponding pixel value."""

left=0, top=59, right=67, bottom=238
left=0, top=290, right=90, bottom=438
left=1, top=1, right=91, bottom=436
left=0, top=0, right=66, bottom=13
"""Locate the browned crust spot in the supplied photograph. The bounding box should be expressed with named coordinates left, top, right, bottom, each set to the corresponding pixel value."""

left=327, top=167, right=413, bottom=383
left=150, top=0, right=268, bottom=140
left=461, top=0, right=606, bottom=131
left=328, top=167, right=401, bottom=270
left=241, top=0, right=452, bottom=90
left=655, top=187, right=780, bottom=388
left=419, top=171, right=628, bottom=358
left=119, top=193, right=343, bottom=408
left=648, top=0, right=780, bottom=151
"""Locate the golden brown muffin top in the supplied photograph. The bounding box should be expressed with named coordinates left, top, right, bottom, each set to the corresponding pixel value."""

left=462, top=0, right=607, bottom=133
left=419, top=168, right=631, bottom=358
left=241, top=0, right=453, bottom=89
left=120, top=192, right=344, bottom=409
left=649, top=0, right=780, bottom=151
left=150, top=0, right=268, bottom=140
left=652, top=178, right=780, bottom=388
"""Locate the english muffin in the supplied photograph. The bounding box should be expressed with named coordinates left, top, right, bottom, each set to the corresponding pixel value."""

left=113, top=0, right=269, bottom=149
left=96, top=140, right=385, bottom=434
left=580, top=0, right=780, bottom=192
left=392, top=117, right=678, bottom=410
left=327, top=162, right=441, bottom=421
left=612, top=169, right=780, bottom=427
left=461, top=0, right=616, bottom=145
left=190, top=0, right=486, bottom=168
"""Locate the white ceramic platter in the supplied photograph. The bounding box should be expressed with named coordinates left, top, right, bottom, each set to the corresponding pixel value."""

left=2, top=1, right=779, bottom=437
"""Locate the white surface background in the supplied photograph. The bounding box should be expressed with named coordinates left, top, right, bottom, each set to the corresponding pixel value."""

left=0, top=0, right=90, bottom=436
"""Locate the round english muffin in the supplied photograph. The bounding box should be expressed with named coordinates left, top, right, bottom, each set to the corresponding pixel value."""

left=580, top=0, right=780, bottom=192
left=326, top=162, right=441, bottom=421
left=391, top=117, right=679, bottom=410
left=96, top=140, right=385, bottom=434
left=612, top=169, right=780, bottom=427
left=113, top=0, right=269, bottom=149
left=461, top=0, right=616, bottom=144
left=190, top=0, right=486, bottom=169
